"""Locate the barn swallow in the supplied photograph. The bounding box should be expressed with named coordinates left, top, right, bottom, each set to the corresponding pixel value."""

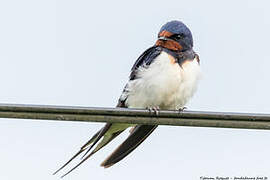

left=53, top=20, right=201, bottom=177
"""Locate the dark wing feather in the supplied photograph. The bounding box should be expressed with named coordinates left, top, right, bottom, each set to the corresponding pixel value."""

left=53, top=123, right=112, bottom=176
left=100, top=125, right=158, bottom=168
left=52, top=129, right=101, bottom=175
left=130, top=46, right=162, bottom=80
left=118, top=46, right=162, bottom=106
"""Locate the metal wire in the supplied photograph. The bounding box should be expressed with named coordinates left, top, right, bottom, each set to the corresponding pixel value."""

left=0, top=103, right=270, bottom=130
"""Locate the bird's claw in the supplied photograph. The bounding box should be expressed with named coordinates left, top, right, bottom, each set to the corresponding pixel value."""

left=178, top=106, right=187, bottom=113
left=147, top=106, right=160, bottom=116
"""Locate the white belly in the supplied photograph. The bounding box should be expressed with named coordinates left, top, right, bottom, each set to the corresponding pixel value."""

left=122, top=51, right=201, bottom=110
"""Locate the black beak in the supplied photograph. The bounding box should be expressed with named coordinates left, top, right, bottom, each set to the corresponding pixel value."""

left=158, top=36, right=170, bottom=41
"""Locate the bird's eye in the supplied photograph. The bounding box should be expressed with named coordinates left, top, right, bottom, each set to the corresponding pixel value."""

left=177, top=33, right=185, bottom=39
left=170, top=33, right=185, bottom=41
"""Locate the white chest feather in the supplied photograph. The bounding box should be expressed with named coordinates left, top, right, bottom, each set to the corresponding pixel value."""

left=121, top=51, right=201, bottom=110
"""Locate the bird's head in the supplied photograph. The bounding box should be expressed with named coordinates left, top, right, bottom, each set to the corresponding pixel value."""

left=156, top=20, right=193, bottom=52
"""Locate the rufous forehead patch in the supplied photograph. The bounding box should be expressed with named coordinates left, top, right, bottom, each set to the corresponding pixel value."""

left=159, top=30, right=173, bottom=37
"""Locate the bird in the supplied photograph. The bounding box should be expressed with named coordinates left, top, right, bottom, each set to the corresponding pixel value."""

left=53, top=20, right=201, bottom=177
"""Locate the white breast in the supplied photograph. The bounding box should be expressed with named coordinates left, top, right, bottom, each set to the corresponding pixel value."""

left=121, top=51, right=201, bottom=110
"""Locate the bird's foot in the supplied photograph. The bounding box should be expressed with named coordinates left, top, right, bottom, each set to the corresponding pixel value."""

left=147, top=106, right=160, bottom=116
left=178, top=106, right=187, bottom=113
